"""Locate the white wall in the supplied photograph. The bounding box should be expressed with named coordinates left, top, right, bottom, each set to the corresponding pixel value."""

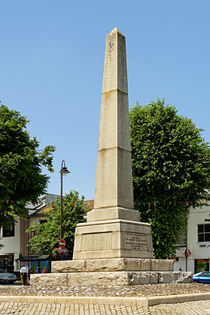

left=29, top=216, right=43, bottom=227
left=175, top=205, right=210, bottom=273
left=0, top=221, right=20, bottom=271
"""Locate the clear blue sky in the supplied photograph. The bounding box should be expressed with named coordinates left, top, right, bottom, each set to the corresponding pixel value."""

left=1, top=0, right=209, bottom=200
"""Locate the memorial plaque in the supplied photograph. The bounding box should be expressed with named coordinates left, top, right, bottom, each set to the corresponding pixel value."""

left=124, top=232, right=148, bottom=251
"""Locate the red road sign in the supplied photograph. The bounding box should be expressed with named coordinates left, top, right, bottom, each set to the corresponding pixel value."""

left=185, top=249, right=191, bottom=257
left=59, top=239, right=66, bottom=249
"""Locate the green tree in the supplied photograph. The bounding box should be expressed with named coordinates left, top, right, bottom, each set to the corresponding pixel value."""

left=27, top=191, right=87, bottom=258
left=130, top=99, right=210, bottom=259
left=0, top=104, right=55, bottom=229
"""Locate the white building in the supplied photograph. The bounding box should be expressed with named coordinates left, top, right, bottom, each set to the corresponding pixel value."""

left=0, top=194, right=58, bottom=272
left=174, top=203, right=210, bottom=273
left=0, top=218, right=28, bottom=272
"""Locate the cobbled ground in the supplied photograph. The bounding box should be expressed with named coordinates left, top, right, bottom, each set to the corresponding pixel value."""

left=1, top=283, right=210, bottom=314
left=0, top=300, right=210, bottom=314
left=0, top=283, right=209, bottom=297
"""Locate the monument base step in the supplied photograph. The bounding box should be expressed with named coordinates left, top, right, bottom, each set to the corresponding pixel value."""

left=30, top=271, right=192, bottom=286
left=51, top=258, right=174, bottom=273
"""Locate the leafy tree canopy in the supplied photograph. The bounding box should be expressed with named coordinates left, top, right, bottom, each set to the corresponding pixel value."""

left=27, top=191, right=87, bottom=258
left=0, top=104, right=55, bottom=228
left=130, top=99, right=210, bottom=258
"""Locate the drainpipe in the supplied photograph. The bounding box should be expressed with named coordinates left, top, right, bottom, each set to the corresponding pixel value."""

left=185, top=216, right=188, bottom=272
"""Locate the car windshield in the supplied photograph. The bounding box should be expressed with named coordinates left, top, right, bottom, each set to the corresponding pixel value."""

left=0, top=268, right=6, bottom=273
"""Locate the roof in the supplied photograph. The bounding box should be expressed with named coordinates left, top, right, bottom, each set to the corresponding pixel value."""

left=16, top=255, right=50, bottom=261
left=83, top=200, right=94, bottom=210
left=29, top=198, right=94, bottom=217
left=26, top=194, right=59, bottom=217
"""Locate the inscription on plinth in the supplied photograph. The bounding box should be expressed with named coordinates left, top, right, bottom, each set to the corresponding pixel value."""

left=124, top=232, right=148, bottom=251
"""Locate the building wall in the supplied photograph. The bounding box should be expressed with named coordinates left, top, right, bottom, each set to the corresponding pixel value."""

left=20, top=219, right=29, bottom=257
left=0, top=221, right=21, bottom=271
left=29, top=215, right=44, bottom=227
left=0, top=194, right=59, bottom=272
left=174, top=204, right=210, bottom=273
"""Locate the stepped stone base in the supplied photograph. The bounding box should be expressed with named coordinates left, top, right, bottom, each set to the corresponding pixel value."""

left=30, top=258, right=192, bottom=286
left=31, top=271, right=192, bottom=287
left=87, top=207, right=140, bottom=222
left=52, top=258, right=174, bottom=273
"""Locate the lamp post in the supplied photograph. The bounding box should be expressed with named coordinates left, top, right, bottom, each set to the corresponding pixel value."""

left=60, top=160, right=70, bottom=239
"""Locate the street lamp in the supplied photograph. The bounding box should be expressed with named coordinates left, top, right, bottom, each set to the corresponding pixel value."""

left=60, top=160, right=70, bottom=239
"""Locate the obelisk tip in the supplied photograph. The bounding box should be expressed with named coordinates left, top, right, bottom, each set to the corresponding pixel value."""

left=108, top=27, right=125, bottom=37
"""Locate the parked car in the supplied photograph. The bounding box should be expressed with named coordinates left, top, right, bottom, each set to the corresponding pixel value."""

left=193, top=271, right=210, bottom=284
left=0, top=268, right=17, bottom=284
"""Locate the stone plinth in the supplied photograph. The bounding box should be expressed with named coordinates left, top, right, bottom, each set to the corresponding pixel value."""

left=73, top=220, right=153, bottom=260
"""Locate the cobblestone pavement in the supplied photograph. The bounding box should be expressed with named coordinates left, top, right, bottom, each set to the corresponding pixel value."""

left=0, top=283, right=210, bottom=297
left=0, top=300, right=210, bottom=315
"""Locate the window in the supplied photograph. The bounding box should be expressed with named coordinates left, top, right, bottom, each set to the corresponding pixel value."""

left=3, top=224, right=15, bottom=237
left=31, top=231, right=36, bottom=237
left=39, top=220, right=47, bottom=224
left=198, top=224, right=210, bottom=242
left=195, top=259, right=210, bottom=273
left=0, top=254, right=14, bottom=272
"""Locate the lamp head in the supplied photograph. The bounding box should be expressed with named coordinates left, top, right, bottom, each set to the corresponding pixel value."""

left=60, top=160, right=70, bottom=174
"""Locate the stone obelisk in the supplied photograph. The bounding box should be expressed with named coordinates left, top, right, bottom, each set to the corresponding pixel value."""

left=31, top=29, right=191, bottom=287
left=73, top=28, right=153, bottom=260
left=87, top=27, right=139, bottom=223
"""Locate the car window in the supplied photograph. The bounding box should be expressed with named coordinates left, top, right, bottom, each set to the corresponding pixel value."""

left=201, top=272, right=210, bottom=277
left=0, top=268, right=6, bottom=273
